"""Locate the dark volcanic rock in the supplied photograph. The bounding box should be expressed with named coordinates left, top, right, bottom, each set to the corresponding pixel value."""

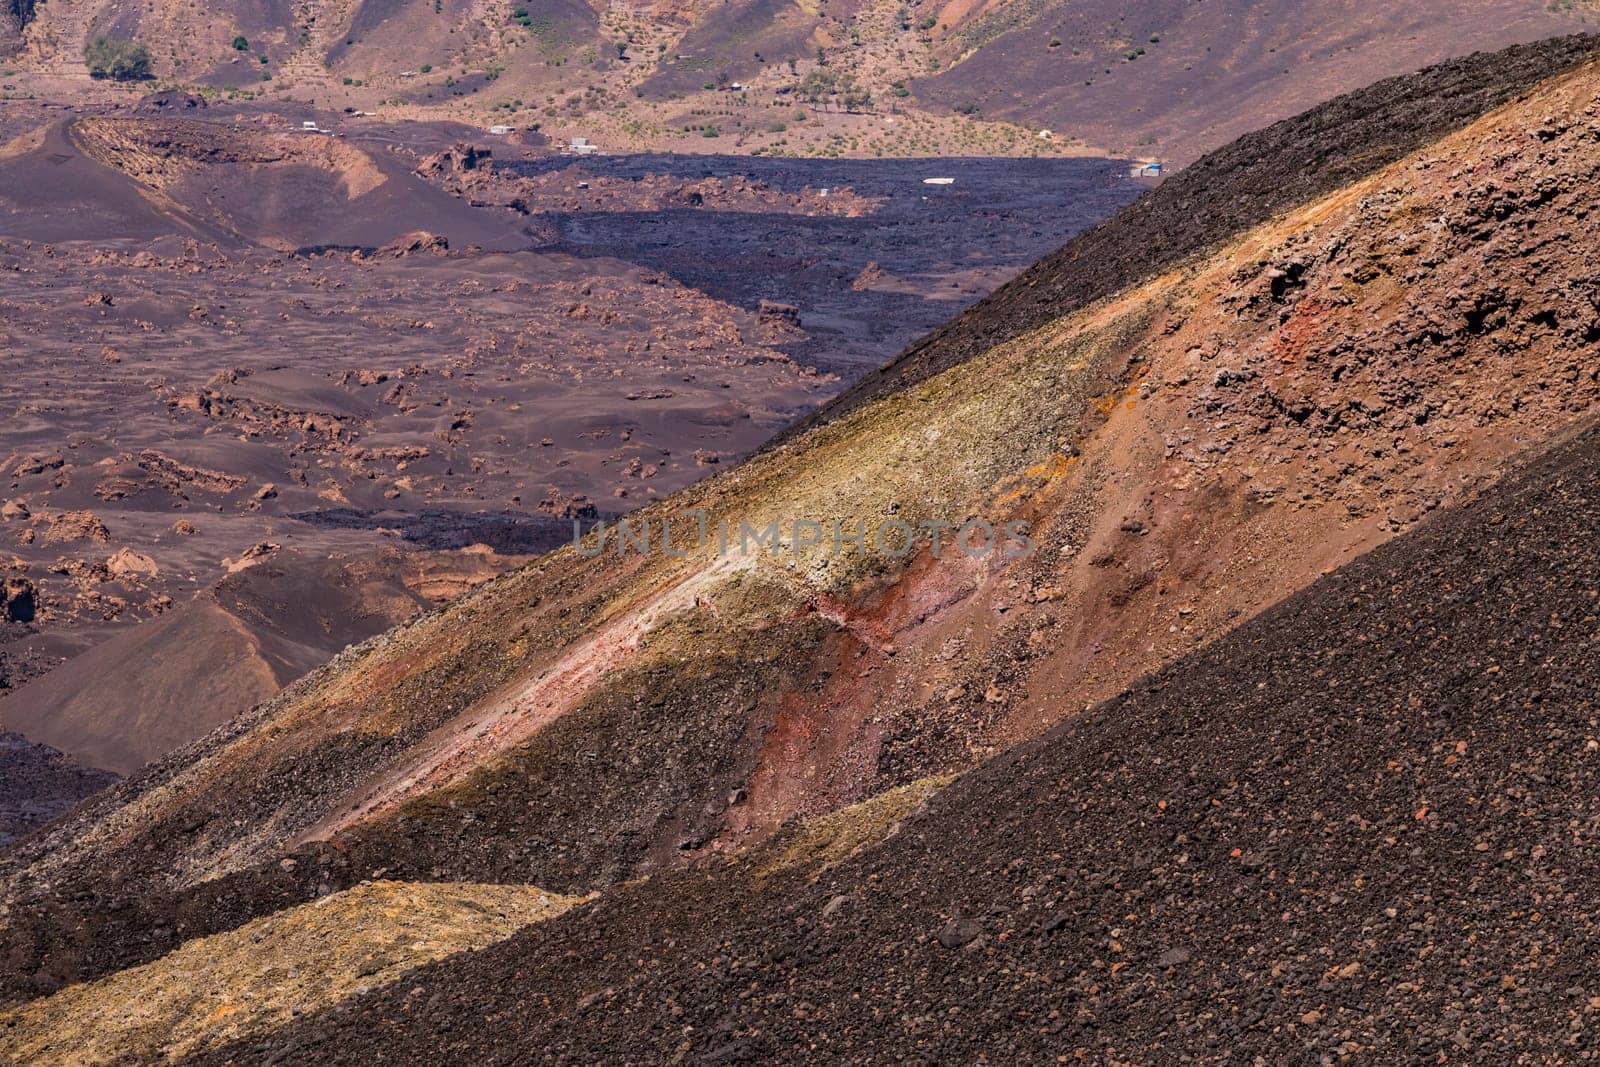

left=134, top=90, right=209, bottom=113
left=0, top=578, right=34, bottom=624
left=196, top=418, right=1600, bottom=1063
left=0, top=734, right=118, bottom=850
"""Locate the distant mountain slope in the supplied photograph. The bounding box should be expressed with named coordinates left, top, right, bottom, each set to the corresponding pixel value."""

left=6, top=0, right=1591, bottom=161
left=913, top=0, right=1584, bottom=159
left=4, top=39, right=1600, bottom=1012
left=198, top=410, right=1600, bottom=1065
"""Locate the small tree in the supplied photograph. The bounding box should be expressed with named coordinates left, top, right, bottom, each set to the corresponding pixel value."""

left=232, top=35, right=250, bottom=51
left=84, top=37, right=152, bottom=80
left=797, top=68, right=834, bottom=108
left=841, top=83, right=872, bottom=112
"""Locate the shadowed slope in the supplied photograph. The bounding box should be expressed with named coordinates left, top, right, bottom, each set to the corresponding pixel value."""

left=0, top=735, right=116, bottom=851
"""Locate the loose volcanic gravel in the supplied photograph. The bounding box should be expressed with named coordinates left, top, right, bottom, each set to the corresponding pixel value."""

left=0, top=733, right=117, bottom=851
left=190, top=414, right=1600, bottom=1064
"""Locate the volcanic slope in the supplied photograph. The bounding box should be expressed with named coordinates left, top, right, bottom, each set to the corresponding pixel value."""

left=0, top=117, right=524, bottom=249
left=911, top=0, right=1586, bottom=161
left=0, top=734, right=116, bottom=851
left=196, top=386, right=1600, bottom=1065
left=7, top=42, right=1600, bottom=1006
left=8, top=0, right=1592, bottom=164
left=786, top=32, right=1600, bottom=437
left=0, top=548, right=508, bottom=774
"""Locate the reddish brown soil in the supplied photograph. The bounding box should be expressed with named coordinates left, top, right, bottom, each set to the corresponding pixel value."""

left=0, top=103, right=1131, bottom=770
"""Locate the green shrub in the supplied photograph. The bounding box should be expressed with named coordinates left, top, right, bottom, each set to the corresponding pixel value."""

left=231, top=35, right=249, bottom=51
left=84, top=37, right=152, bottom=80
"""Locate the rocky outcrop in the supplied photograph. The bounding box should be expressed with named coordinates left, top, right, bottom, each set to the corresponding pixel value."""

left=414, top=143, right=491, bottom=180
left=133, top=91, right=208, bottom=114
left=0, top=0, right=32, bottom=57
left=41, top=511, right=109, bottom=545
left=757, top=299, right=800, bottom=326
left=375, top=230, right=448, bottom=257
left=0, top=577, right=35, bottom=624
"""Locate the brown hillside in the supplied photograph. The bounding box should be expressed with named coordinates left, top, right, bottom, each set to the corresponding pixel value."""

left=915, top=0, right=1585, bottom=161
left=5, top=39, right=1600, bottom=1013
left=197, top=399, right=1600, bottom=1066
left=6, top=0, right=1592, bottom=160
left=0, top=549, right=506, bottom=774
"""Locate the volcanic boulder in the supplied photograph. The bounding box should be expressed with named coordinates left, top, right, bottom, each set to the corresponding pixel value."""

left=1, top=577, right=34, bottom=623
